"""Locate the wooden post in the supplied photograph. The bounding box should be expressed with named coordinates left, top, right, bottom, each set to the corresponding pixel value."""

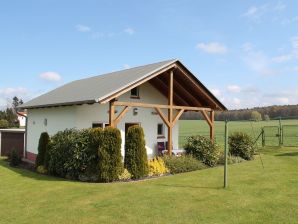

left=167, top=70, right=173, bottom=155
left=109, top=99, right=115, bottom=127
left=210, top=110, right=215, bottom=142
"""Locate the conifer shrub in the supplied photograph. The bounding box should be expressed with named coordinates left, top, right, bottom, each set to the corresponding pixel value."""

left=35, top=132, right=50, bottom=167
left=148, top=157, right=168, bottom=176
left=98, top=127, right=123, bottom=182
left=9, top=148, right=21, bottom=167
left=229, top=132, right=255, bottom=160
left=184, top=135, right=220, bottom=167
left=124, top=125, right=148, bottom=179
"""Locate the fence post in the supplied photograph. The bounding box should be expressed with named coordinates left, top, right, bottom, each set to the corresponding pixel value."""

left=261, top=128, right=265, bottom=147
left=279, top=117, right=282, bottom=147
left=224, top=120, right=228, bottom=188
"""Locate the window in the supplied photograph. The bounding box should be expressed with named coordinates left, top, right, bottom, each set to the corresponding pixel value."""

left=92, top=122, right=109, bottom=128
left=157, top=123, right=164, bottom=137
left=130, top=87, right=139, bottom=98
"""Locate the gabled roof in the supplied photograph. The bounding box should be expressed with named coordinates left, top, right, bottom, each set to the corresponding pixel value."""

left=21, top=59, right=227, bottom=110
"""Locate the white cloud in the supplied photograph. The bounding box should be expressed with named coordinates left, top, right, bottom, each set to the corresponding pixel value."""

left=210, top=88, right=221, bottom=97
left=75, top=24, right=91, bottom=32
left=39, top=72, right=62, bottom=82
left=123, top=64, right=130, bottom=69
left=124, top=27, right=135, bottom=35
left=281, top=16, right=298, bottom=25
left=196, top=42, right=227, bottom=54
left=275, top=97, right=289, bottom=104
left=227, top=85, right=241, bottom=93
left=242, top=2, right=286, bottom=22
left=272, top=54, right=292, bottom=63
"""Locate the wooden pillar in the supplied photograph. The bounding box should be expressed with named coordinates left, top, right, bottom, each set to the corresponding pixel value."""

left=210, top=110, right=215, bottom=142
left=109, top=99, right=115, bottom=127
left=167, top=70, right=173, bottom=155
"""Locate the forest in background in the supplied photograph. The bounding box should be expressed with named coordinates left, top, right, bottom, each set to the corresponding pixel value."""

left=181, top=104, right=298, bottom=121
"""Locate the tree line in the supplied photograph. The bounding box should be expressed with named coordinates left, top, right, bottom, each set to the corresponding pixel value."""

left=181, top=104, right=298, bottom=121
left=0, top=97, right=24, bottom=128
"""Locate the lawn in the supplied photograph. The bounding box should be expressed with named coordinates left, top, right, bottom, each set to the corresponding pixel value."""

left=1, top=147, right=298, bottom=224
left=179, top=119, right=298, bottom=147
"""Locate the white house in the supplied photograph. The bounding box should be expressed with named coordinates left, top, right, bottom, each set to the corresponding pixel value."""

left=20, top=59, right=226, bottom=162
left=17, top=111, right=27, bottom=127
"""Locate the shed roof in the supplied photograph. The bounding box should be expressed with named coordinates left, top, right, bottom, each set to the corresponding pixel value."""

left=21, top=59, right=227, bottom=110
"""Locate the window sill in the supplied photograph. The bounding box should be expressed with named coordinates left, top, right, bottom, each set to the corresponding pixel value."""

left=157, top=136, right=165, bottom=139
left=130, top=96, right=140, bottom=99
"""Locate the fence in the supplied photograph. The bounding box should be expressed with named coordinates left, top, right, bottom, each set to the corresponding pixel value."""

left=179, top=118, right=298, bottom=148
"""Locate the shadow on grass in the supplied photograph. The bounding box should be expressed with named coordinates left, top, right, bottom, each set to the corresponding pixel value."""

left=154, top=183, right=222, bottom=190
left=276, top=152, right=298, bottom=157
left=0, top=159, right=66, bottom=182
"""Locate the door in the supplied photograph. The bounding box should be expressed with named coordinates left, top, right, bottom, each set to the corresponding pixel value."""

left=125, top=123, right=140, bottom=137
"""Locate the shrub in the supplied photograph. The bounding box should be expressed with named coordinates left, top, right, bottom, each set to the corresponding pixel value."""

left=229, top=132, right=256, bottom=160
left=118, top=168, right=132, bottom=181
left=9, top=148, right=21, bottom=167
left=0, top=119, right=9, bottom=128
left=218, top=151, right=244, bottom=165
left=35, top=132, right=50, bottom=167
left=124, top=126, right=148, bottom=179
left=36, top=165, right=47, bottom=174
left=184, top=135, right=220, bottom=167
left=148, top=157, right=168, bottom=176
left=163, top=155, right=205, bottom=174
left=47, top=128, right=103, bottom=180
left=98, top=127, right=123, bottom=182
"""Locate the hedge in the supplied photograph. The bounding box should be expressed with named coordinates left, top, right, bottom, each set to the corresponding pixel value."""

left=229, top=132, right=256, bottom=160
left=124, top=125, right=148, bottom=179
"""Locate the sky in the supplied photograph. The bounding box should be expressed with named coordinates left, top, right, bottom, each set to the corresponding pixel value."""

left=0, top=0, right=298, bottom=110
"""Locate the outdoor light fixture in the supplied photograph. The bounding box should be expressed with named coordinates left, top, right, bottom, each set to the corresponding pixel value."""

left=133, top=108, right=138, bottom=116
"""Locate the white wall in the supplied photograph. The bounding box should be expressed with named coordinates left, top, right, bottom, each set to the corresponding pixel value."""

left=27, top=82, right=179, bottom=158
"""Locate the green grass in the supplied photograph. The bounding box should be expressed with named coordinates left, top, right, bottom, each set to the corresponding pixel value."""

left=179, top=119, right=298, bottom=147
left=1, top=147, right=298, bottom=223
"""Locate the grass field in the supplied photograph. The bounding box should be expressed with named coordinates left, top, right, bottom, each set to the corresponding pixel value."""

left=179, top=119, right=298, bottom=147
left=1, top=147, right=298, bottom=223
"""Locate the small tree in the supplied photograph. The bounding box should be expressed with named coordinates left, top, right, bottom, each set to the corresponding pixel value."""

left=251, top=111, right=262, bottom=122
left=35, top=132, right=50, bottom=167
left=9, top=148, right=21, bottom=167
left=124, top=126, right=148, bottom=179
left=0, top=119, right=9, bottom=128
left=264, top=114, right=270, bottom=121
left=229, top=132, right=255, bottom=160
left=98, top=127, right=123, bottom=182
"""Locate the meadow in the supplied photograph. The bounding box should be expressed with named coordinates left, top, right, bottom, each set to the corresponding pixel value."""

left=178, top=119, right=298, bottom=147
left=1, top=147, right=298, bottom=223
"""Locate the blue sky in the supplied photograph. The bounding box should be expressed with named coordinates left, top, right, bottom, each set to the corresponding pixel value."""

left=0, top=0, right=298, bottom=109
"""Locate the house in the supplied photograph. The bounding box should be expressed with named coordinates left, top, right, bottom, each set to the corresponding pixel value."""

left=17, top=111, right=27, bottom=127
left=20, top=59, right=226, bottom=162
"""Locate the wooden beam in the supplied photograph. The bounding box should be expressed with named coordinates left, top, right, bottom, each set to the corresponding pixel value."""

left=99, top=63, right=177, bottom=104
left=176, top=66, right=218, bottom=109
left=109, top=100, right=115, bottom=127
left=113, top=101, right=212, bottom=112
left=168, top=70, right=174, bottom=155
left=210, top=110, right=215, bottom=142
left=149, top=77, right=189, bottom=106
left=201, top=110, right=212, bottom=127
left=172, top=109, right=184, bottom=125
left=155, top=107, right=170, bottom=128
left=113, top=106, right=130, bottom=126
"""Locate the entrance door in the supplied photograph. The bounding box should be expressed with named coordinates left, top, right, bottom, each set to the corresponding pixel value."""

left=125, top=123, right=140, bottom=136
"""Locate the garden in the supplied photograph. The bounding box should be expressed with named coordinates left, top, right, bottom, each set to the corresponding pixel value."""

left=9, top=125, right=256, bottom=183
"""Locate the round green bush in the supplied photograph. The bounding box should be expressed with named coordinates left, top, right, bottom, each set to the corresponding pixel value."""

left=184, top=135, right=220, bottom=167
left=228, top=132, right=255, bottom=160
left=0, top=119, right=9, bottom=128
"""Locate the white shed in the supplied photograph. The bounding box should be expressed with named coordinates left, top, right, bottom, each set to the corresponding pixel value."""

left=20, top=59, right=226, bottom=162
